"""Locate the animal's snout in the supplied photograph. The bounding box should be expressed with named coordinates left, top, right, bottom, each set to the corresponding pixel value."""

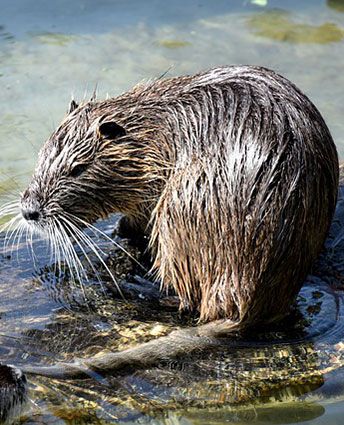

left=21, top=208, right=40, bottom=222
left=20, top=187, right=42, bottom=222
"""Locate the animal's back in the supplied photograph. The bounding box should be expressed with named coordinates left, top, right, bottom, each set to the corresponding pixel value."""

left=149, top=66, right=338, bottom=324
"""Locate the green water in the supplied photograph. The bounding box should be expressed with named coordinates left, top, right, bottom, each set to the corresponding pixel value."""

left=1, top=0, right=344, bottom=424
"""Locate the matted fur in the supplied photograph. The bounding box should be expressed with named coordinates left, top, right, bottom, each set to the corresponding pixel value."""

left=20, top=65, right=339, bottom=325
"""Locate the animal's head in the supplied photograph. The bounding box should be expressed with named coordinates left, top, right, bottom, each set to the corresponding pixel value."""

left=20, top=99, right=152, bottom=235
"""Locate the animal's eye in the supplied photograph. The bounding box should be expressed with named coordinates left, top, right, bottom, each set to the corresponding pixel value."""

left=69, top=163, right=89, bottom=178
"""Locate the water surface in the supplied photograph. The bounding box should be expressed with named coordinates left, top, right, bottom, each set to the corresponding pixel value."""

left=1, top=1, right=344, bottom=424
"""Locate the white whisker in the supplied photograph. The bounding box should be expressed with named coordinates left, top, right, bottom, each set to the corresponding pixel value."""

left=11, top=220, right=26, bottom=262
left=65, top=211, right=147, bottom=272
left=27, top=224, right=38, bottom=270
left=60, top=216, right=106, bottom=292
left=59, top=214, right=123, bottom=296
left=1, top=214, right=21, bottom=253
left=53, top=219, right=78, bottom=286
left=47, top=222, right=59, bottom=277
left=7, top=215, right=23, bottom=257
left=53, top=218, right=89, bottom=302
left=16, top=220, right=28, bottom=263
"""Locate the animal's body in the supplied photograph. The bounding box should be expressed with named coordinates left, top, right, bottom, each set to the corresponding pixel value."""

left=20, top=65, right=338, bottom=329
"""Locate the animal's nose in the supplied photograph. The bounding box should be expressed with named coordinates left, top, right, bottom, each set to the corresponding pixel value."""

left=21, top=208, right=40, bottom=222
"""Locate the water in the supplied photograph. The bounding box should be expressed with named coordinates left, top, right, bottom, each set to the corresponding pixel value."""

left=1, top=0, right=344, bottom=423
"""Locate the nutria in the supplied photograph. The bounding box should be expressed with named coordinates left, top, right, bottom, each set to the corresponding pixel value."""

left=2, top=65, right=339, bottom=378
left=0, top=364, right=27, bottom=422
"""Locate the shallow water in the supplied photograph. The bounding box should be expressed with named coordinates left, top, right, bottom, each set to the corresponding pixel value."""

left=2, top=211, right=344, bottom=425
left=1, top=0, right=344, bottom=423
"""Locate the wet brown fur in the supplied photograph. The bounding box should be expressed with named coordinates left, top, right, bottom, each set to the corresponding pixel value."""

left=18, top=65, right=339, bottom=377
left=22, top=65, right=339, bottom=323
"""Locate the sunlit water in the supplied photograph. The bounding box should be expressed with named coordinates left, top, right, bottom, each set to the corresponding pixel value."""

left=1, top=0, right=344, bottom=423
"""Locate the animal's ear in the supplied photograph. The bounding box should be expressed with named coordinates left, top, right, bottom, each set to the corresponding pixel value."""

left=68, top=99, right=78, bottom=114
left=98, top=121, right=126, bottom=139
